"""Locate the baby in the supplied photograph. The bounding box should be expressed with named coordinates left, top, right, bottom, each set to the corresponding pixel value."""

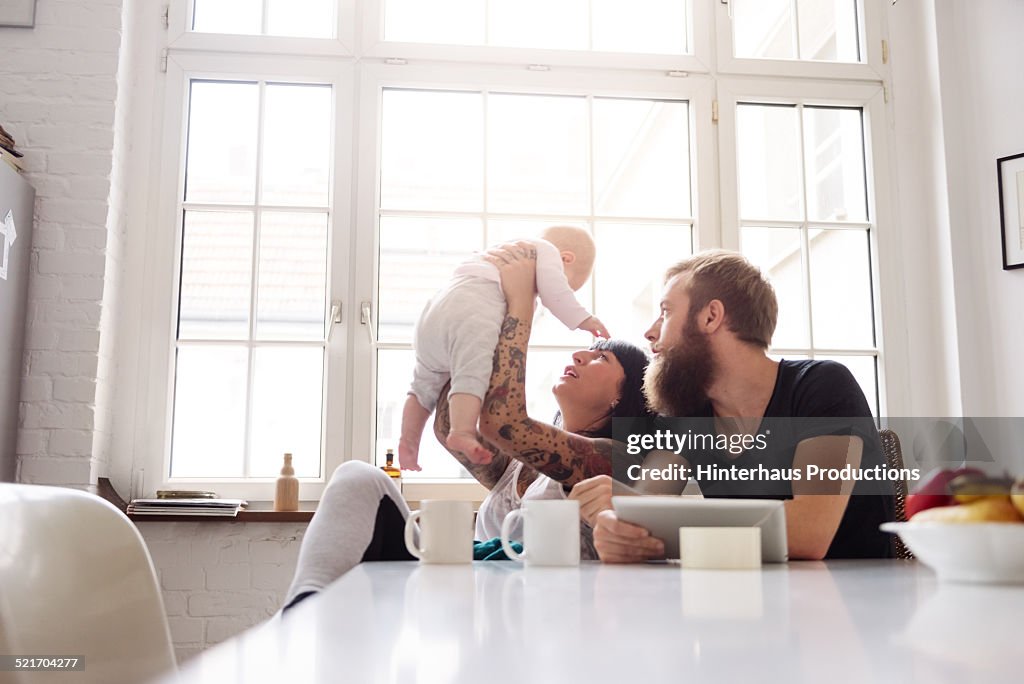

left=399, top=225, right=609, bottom=470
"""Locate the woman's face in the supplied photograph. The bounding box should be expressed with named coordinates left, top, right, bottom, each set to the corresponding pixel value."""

left=552, top=348, right=625, bottom=416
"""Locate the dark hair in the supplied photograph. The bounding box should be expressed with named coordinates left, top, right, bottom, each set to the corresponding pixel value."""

left=554, top=338, right=655, bottom=439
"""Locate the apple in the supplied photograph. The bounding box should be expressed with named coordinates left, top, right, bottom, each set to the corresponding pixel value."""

left=905, top=467, right=984, bottom=519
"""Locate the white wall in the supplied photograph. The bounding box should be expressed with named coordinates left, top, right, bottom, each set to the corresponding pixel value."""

left=885, top=0, right=963, bottom=418
left=138, top=521, right=306, bottom=663
left=0, top=0, right=123, bottom=486
left=1, top=0, right=304, bottom=660
left=932, top=0, right=1024, bottom=417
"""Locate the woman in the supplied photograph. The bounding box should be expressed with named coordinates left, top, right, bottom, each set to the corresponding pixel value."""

left=284, top=245, right=652, bottom=610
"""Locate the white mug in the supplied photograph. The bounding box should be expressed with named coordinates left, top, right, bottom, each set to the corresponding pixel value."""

left=500, top=499, right=580, bottom=567
left=404, top=500, right=473, bottom=564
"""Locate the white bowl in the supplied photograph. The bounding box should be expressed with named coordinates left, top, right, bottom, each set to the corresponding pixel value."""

left=881, top=521, right=1024, bottom=584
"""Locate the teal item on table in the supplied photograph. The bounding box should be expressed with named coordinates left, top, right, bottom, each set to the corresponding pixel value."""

left=474, top=537, right=521, bottom=561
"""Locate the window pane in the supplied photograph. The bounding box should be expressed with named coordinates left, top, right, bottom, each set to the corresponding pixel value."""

left=193, top=0, right=337, bottom=38
left=179, top=211, right=254, bottom=340
left=808, top=228, right=874, bottom=349
left=796, top=0, right=861, bottom=62
left=741, top=227, right=808, bottom=349
left=815, top=354, right=877, bottom=416
left=266, top=0, right=335, bottom=39
left=488, top=0, right=588, bottom=51
left=256, top=212, right=328, bottom=340
left=192, top=0, right=261, bottom=35
left=732, top=0, right=796, bottom=60
left=262, top=84, right=332, bottom=207
left=378, top=216, right=483, bottom=343
left=171, top=346, right=248, bottom=478
left=803, top=107, right=867, bottom=222
left=380, top=90, right=484, bottom=212
left=488, top=94, right=588, bottom=215
left=594, top=222, right=692, bottom=348
left=737, top=104, right=803, bottom=221
left=250, top=347, right=324, bottom=477
left=733, top=0, right=862, bottom=63
left=593, top=98, right=691, bottom=218
left=591, top=0, right=688, bottom=55
left=185, top=81, right=259, bottom=204
left=383, top=0, right=484, bottom=45
left=376, top=349, right=472, bottom=479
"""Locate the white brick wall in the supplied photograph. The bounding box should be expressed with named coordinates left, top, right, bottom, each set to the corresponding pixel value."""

left=0, top=0, right=126, bottom=488
left=138, top=521, right=308, bottom=663
left=2, top=0, right=316, bottom=665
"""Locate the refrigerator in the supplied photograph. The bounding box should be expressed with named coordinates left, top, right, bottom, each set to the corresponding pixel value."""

left=0, top=163, right=34, bottom=482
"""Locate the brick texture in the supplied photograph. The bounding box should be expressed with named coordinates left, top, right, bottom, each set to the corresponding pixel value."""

left=138, top=522, right=307, bottom=661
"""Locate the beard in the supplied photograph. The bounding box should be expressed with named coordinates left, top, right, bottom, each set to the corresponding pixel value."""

left=643, top=317, right=715, bottom=416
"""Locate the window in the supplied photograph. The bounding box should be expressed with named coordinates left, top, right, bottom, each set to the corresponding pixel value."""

left=141, top=0, right=895, bottom=498
left=372, top=88, right=697, bottom=478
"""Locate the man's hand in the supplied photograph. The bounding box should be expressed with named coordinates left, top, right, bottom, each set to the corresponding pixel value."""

left=592, top=509, right=665, bottom=563
left=569, top=475, right=614, bottom=527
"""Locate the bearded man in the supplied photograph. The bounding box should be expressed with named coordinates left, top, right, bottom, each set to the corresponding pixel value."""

left=570, top=250, right=896, bottom=561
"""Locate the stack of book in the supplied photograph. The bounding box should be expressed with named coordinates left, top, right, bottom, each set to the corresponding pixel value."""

left=0, top=124, right=24, bottom=173
left=128, top=497, right=249, bottom=517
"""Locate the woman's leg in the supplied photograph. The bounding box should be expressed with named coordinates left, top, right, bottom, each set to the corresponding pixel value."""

left=283, top=461, right=413, bottom=609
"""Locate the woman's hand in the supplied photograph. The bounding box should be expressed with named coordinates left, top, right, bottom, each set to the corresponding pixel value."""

left=592, top=510, right=665, bottom=563
left=482, top=241, right=537, bottom=310
left=569, top=475, right=614, bottom=527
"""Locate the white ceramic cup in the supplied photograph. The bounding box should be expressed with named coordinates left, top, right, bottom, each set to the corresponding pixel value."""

left=500, top=499, right=580, bottom=567
left=404, top=500, right=473, bottom=564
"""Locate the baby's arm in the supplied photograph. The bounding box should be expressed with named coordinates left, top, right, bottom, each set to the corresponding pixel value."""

left=577, top=315, right=610, bottom=339
left=534, top=241, right=593, bottom=330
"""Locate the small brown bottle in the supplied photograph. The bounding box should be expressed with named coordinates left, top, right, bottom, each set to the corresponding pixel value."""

left=382, top=446, right=401, bottom=489
left=274, top=453, right=299, bottom=512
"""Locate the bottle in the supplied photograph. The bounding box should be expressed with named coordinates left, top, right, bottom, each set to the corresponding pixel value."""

left=381, top=448, right=402, bottom=491
left=274, top=453, right=299, bottom=512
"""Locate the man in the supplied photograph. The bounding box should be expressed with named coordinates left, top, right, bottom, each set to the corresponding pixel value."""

left=570, top=250, right=895, bottom=561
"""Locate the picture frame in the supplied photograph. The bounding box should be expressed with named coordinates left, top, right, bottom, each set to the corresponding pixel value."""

left=997, top=152, right=1024, bottom=270
left=0, top=0, right=37, bottom=28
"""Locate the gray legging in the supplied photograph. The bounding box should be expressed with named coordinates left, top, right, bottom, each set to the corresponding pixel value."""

left=284, top=461, right=414, bottom=610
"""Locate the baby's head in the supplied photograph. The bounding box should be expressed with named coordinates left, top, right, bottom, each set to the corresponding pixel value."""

left=541, top=225, right=595, bottom=291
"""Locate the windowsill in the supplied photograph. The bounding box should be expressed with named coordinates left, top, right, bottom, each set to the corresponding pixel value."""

left=97, top=477, right=487, bottom=524
left=98, top=478, right=316, bottom=523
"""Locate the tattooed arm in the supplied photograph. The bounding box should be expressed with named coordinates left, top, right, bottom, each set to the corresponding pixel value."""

left=432, top=382, right=511, bottom=490
left=477, top=244, right=622, bottom=486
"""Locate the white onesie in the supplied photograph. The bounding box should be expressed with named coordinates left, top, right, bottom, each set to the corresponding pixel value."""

left=409, top=238, right=592, bottom=411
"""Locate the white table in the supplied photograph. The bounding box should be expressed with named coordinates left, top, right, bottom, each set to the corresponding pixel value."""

left=160, top=561, right=1022, bottom=684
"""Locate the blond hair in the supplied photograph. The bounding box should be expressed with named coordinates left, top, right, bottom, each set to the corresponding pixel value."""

left=665, top=250, right=777, bottom=348
left=541, top=225, right=596, bottom=277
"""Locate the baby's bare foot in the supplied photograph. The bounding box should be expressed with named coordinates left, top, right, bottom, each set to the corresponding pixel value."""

left=398, top=438, right=421, bottom=471
left=446, top=431, right=492, bottom=464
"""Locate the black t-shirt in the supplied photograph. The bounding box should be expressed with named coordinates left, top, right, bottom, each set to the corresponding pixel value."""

left=680, top=359, right=895, bottom=559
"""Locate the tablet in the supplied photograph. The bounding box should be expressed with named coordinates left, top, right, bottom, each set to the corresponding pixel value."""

left=612, top=496, right=789, bottom=563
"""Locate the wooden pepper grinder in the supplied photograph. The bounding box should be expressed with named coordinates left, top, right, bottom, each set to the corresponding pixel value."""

left=274, top=453, right=299, bottom=512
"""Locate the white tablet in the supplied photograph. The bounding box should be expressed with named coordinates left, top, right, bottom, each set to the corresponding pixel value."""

left=612, top=496, right=789, bottom=563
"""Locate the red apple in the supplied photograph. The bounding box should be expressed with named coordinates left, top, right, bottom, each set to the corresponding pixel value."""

left=905, top=467, right=984, bottom=519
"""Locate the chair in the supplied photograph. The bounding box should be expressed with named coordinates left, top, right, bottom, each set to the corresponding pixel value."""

left=879, top=429, right=914, bottom=560
left=0, top=483, right=176, bottom=684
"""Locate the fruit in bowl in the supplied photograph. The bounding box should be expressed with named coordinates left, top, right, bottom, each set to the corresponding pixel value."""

left=1013, top=478, right=1024, bottom=518
left=884, top=470, right=1024, bottom=583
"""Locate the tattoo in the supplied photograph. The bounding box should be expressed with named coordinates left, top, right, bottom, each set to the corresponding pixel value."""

left=509, top=346, right=526, bottom=383
left=500, top=315, right=520, bottom=340
left=499, top=424, right=514, bottom=440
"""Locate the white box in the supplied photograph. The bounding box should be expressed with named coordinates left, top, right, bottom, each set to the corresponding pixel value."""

left=679, top=527, right=762, bottom=570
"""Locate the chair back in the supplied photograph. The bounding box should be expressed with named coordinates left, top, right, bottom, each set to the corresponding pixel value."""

left=878, top=429, right=914, bottom=559
left=0, top=483, right=176, bottom=684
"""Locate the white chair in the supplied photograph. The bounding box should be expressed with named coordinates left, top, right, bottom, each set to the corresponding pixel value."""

left=0, top=483, right=176, bottom=684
